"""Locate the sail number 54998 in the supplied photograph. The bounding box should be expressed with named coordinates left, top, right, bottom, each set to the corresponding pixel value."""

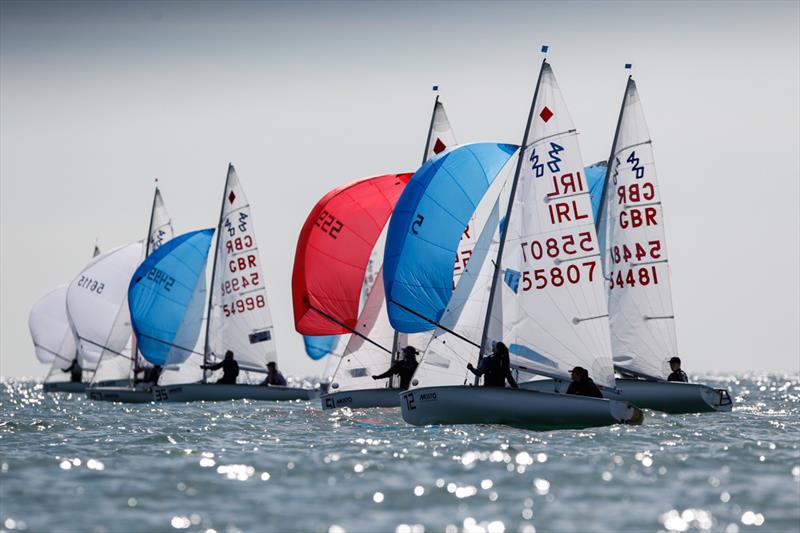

left=223, top=294, right=266, bottom=316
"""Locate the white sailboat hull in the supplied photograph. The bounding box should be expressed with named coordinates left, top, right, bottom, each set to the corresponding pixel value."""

left=87, top=383, right=314, bottom=403
left=520, top=378, right=733, bottom=414
left=400, top=386, right=643, bottom=430
left=320, top=388, right=401, bottom=410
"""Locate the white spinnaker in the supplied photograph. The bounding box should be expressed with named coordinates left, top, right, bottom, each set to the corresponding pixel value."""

left=66, top=241, right=144, bottom=368
left=148, top=188, right=174, bottom=254
left=498, top=63, right=615, bottom=388
left=602, top=79, right=676, bottom=379
left=29, top=285, right=75, bottom=369
left=410, top=195, right=503, bottom=389
left=330, top=269, right=398, bottom=391
left=207, top=166, right=277, bottom=371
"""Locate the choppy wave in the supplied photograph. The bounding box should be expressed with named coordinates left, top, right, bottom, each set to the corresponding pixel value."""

left=1, top=373, right=798, bottom=532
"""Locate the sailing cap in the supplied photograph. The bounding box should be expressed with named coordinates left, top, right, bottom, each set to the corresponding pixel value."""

left=570, top=366, right=588, bottom=376
left=668, top=357, right=681, bottom=364
left=402, top=346, right=418, bottom=356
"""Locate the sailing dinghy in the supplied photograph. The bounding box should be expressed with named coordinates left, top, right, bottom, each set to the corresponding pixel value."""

left=89, top=228, right=214, bottom=402
left=527, top=75, right=731, bottom=414
left=396, top=56, right=643, bottom=430
left=292, top=172, right=413, bottom=408
left=66, top=240, right=145, bottom=392
left=158, top=165, right=312, bottom=402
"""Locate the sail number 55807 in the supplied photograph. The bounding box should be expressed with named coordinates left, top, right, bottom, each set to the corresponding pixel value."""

left=519, top=261, right=597, bottom=291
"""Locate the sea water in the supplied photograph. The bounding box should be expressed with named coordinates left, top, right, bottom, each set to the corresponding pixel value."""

left=1, top=374, right=798, bottom=533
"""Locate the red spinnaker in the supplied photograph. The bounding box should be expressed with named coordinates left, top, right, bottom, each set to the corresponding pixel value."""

left=292, top=173, right=412, bottom=335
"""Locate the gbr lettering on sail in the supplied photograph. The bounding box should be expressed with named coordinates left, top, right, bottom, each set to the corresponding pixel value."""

left=219, top=197, right=266, bottom=317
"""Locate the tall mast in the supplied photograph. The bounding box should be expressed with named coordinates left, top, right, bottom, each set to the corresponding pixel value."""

left=475, top=54, right=549, bottom=384
left=595, top=69, right=633, bottom=239
left=389, top=87, right=441, bottom=383
left=201, top=164, right=232, bottom=383
left=132, top=180, right=160, bottom=383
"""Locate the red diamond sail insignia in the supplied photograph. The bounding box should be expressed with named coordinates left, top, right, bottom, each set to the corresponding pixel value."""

left=539, top=106, right=553, bottom=123
left=228, top=190, right=236, bottom=204
left=433, top=138, right=447, bottom=155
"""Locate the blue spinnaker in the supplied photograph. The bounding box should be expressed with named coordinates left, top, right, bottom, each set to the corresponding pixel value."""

left=585, top=161, right=607, bottom=220
left=128, top=228, right=214, bottom=366
left=383, top=142, right=517, bottom=333
left=304, top=335, right=338, bottom=360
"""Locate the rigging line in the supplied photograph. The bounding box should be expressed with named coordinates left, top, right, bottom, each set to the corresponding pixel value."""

left=389, top=299, right=481, bottom=350
left=33, top=344, right=74, bottom=364
left=128, top=331, right=206, bottom=358
left=308, top=305, right=392, bottom=354
left=77, top=337, right=134, bottom=361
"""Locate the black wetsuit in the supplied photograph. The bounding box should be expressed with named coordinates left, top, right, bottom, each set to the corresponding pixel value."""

left=65, top=360, right=82, bottom=383
left=470, top=356, right=518, bottom=388
left=205, top=358, right=240, bottom=384
left=566, top=378, right=603, bottom=398
left=667, top=369, right=688, bottom=382
left=374, top=359, right=418, bottom=390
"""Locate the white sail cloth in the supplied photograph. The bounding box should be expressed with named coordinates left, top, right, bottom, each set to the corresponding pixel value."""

left=497, top=63, right=615, bottom=388
left=148, top=188, right=174, bottom=254
left=206, top=166, right=277, bottom=372
left=29, top=285, right=75, bottom=369
left=66, top=241, right=144, bottom=367
left=602, top=79, right=677, bottom=379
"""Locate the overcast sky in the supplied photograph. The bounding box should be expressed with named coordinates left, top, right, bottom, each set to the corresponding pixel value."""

left=1, top=0, right=798, bottom=379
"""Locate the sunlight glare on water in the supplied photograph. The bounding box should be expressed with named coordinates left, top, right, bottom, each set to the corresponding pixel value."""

left=0, top=374, right=798, bottom=532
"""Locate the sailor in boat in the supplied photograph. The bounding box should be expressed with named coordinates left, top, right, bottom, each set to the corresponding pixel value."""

left=136, top=364, right=163, bottom=385
left=372, top=346, right=419, bottom=390
left=261, top=361, right=287, bottom=387
left=63, top=360, right=82, bottom=383
left=466, top=342, right=519, bottom=388
left=566, top=367, right=603, bottom=398
left=201, top=350, right=240, bottom=385
left=667, top=357, right=689, bottom=383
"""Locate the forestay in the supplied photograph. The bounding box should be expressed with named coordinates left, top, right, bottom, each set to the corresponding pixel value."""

left=29, top=285, right=76, bottom=369
left=292, top=173, right=412, bottom=335
left=66, top=241, right=144, bottom=366
left=206, top=166, right=278, bottom=372
left=600, top=79, right=677, bottom=379
left=129, top=229, right=213, bottom=366
left=383, top=142, right=517, bottom=333
left=495, top=62, right=615, bottom=388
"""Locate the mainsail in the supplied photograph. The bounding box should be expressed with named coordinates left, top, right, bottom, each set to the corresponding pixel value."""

left=129, top=229, right=213, bottom=366
left=29, top=285, right=76, bottom=370
left=205, top=165, right=278, bottom=374
left=147, top=187, right=174, bottom=254
left=599, top=78, right=677, bottom=379
left=66, top=241, right=144, bottom=368
left=491, top=61, right=615, bottom=388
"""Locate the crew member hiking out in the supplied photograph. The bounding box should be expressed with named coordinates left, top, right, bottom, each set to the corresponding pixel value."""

left=667, top=357, right=688, bottom=382
left=467, top=342, right=519, bottom=388
left=372, top=346, right=419, bottom=390
left=566, top=366, right=603, bottom=398
left=201, top=350, right=240, bottom=385
left=261, top=361, right=287, bottom=386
